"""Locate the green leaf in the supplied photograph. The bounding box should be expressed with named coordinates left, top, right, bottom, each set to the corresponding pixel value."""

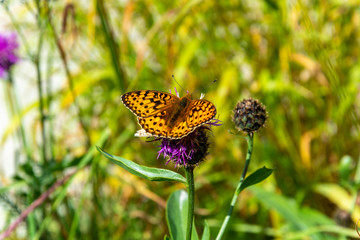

left=97, top=147, right=186, bottom=183
left=251, top=187, right=305, bottom=229
left=239, top=167, right=273, bottom=193
left=166, top=190, right=199, bottom=240
left=250, top=186, right=337, bottom=240
left=201, top=220, right=210, bottom=240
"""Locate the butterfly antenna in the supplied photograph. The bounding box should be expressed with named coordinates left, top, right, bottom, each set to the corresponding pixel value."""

left=172, top=75, right=186, bottom=93
left=191, top=78, right=218, bottom=96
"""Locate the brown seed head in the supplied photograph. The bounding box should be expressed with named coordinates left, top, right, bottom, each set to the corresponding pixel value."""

left=232, top=98, right=267, bottom=133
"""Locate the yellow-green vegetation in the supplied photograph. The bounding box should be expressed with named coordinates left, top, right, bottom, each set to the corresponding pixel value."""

left=1, top=0, right=360, bottom=239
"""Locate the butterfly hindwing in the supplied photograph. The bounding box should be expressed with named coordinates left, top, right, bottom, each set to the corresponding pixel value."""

left=169, top=119, right=193, bottom=139
left=138, top=114, right=169, bottom=137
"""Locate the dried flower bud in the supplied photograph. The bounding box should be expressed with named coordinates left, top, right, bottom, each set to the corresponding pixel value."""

left=232, top=98, right=267, bottom=133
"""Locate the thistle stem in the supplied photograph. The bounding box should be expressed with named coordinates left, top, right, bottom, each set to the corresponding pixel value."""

left=185, top=166, right=195, bottom=240
left=35, top=0, right=47, bottom=164
left=215, top=132, right=254, bottom=240
left=5, top=72, right=32, bottom=161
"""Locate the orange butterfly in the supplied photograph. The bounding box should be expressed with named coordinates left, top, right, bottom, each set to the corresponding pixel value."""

left=122, top=90, right=217, bottom=139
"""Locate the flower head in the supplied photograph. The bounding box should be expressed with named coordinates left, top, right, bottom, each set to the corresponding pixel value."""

left=232, top=98, right=267, bottom=133
left=0, top=33, right=19, bottom=78
left=157, top=119, right=221, bottom=167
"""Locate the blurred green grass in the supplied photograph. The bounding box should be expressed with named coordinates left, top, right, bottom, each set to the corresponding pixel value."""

left=1, top=0, right=360, bottom=239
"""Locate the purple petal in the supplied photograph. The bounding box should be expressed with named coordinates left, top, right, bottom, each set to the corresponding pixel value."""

left=0, top=32, right=19, bottom=75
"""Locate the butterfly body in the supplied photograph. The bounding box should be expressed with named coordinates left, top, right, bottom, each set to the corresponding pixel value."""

left=167, top=95, right=191, bottom=128
left=122, top=90, right=216, bottom=139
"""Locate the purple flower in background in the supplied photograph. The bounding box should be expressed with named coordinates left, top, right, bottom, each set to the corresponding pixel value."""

left=0, top=33, right=19, bottom=78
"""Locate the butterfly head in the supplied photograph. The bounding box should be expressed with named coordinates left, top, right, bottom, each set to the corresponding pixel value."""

left=179, top=97, right=189, bottom=108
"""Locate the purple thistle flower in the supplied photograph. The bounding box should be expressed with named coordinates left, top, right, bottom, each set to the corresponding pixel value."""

left=157, top=118, right=221, bottom=167
left=0, top=33, right=19, bottom=78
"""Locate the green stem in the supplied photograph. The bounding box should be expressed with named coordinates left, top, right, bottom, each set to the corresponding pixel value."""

left=3, top=5, right=33, bottom=161
left=27, top=193, right=36, bottom=239
left=215, top=132, right=254, bottom=240
left=96, top=0, right=126, bottom=91
left=45, top=44, right=55, bottom=161
left=34, top=0, right=47, bottom=163
left=45, top=2, right=91, bottom=148
left=5, top=72, right=32, bottom=161
left=3, top=4, right=33, bottom=58
left=35, top=44, right=47, bottom=163
left=351, top=156, right=360, bottom=213
left=185, top=166, right=195, bottom=240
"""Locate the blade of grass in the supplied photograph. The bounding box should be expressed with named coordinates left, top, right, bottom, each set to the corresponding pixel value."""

left=68, top=188, right=87, bottom=240
left=26, top=193, right=36, bottom=239
left=96, top=0, right=126, bottom=91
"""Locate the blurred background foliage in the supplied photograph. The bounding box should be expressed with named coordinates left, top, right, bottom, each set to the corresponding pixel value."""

left=1, top=0, right=360, bottom=239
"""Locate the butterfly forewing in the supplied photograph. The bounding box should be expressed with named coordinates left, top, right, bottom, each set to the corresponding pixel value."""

left=121, top=90, right=178, bottom=118
left=186, top=99, right=217, bottom=128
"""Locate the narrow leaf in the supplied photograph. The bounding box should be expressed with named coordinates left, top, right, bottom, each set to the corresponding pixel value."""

left=250, top=186, right=308, bottom=230
left=201, top=220, right=210, bottom=240
left=97, top=147, right=186, bottom=183
left=239, top=167, right=273, bottom=193
left=250, top=186, right=339, bottom=240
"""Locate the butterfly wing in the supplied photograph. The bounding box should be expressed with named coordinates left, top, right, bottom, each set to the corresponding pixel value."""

left=168, top=119, right=193, bottom=139
left=186, top=99, right=217, bottom=128
left=121, top=90, right=178, bottom=118
left=137, top=110, right=170, bottom=137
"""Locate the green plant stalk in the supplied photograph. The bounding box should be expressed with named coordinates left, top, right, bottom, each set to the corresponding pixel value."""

left=216, top=133, right=254, bottom=240
left=3, top=4, right=32, bottom=58
left=68, top=189, right=87, bottom=240
left=45, top=2, right=91, bottom=148
left=5, top=72, right=32, bottom=160
left=96, top=0, right=126, bottom=91
left=185, top=166, right=195, bottom=240
left=27, top=193, right=36, bottom=239
left=45, top=46, right=55, bottom=161
left=33, top=0, right=48, bottom=163
left=35, top=38, right=47, bottom=163
left=34, top=3, right=51, bottom=235
left=3, top=4, right=38, bottom=160
left=350, top=156, right=360, bottom=213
